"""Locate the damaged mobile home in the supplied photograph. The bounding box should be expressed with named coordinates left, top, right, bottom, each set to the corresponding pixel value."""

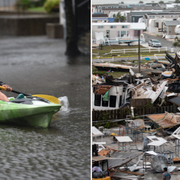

left=92, top=51, right=180, bottom=112
left=92, top=51, right=180, bottom=180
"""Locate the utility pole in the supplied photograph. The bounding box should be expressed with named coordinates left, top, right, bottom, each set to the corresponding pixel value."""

left=138, top=30, right=141, bottom=73
left=130, top=23, right=145, bottom=74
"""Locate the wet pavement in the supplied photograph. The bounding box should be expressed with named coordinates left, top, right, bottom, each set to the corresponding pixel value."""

left=0, top=36, right=90, bottom=179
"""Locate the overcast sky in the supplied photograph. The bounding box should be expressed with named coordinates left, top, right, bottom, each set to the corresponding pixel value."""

left=92, top=0, right=173, bottom=4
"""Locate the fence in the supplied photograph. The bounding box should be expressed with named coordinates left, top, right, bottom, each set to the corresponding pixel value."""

left=92, top=36, right=145, bottom=45
left=92, top=52, right=99, bottom=56
left=109, top=47, right=168, bottom=54
left=92, top=105, right=178, bottom=122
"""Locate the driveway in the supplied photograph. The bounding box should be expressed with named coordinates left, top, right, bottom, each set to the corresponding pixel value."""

left=143, top=32, right=174, bottom=51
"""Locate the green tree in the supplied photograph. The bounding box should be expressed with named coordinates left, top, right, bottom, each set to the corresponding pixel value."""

left=64, top=0, right=80, bottom=56
left=139, top=1, right=144, bottom=3
left=121, top=1, right=124, bottom=4
left=113, top=12, right=126, bottom=22
left=173, top=37, right=180, bottom=48
left=159, top=1, right=164, bottom=3
left=44, top=0, right=60, bottom=13
left=173, top=37, right=180, bottom=53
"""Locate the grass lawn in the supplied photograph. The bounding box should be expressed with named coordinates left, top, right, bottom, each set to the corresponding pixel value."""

left=92, top=45, right=169, bottom=59
left=92, top=44, right=169, bottom=78
left=92, top=66, right=128, bottom=78
left=28, top=7, right=46, bottom=12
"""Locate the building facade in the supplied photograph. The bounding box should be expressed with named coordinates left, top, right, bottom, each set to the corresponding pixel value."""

left=92, top=22, right=145, bottom=44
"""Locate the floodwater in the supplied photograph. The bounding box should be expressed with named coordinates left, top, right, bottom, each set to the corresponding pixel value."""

left=0, top=36, right=90, bottom=179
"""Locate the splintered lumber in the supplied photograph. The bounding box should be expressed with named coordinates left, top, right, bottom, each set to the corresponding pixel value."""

left=99, top=149, right=111, bottom=157
left=113, top=170, right=144, bottom=176
left=171, top=172, right=180, bottom=175
left=108, top=151, right=143, bottom=170
left=92, top=156, right=109, bottom=162
left=105, top=146, right=120, bottom=152
left=112, top=172, right=141, bottom=180
left=173, top=157, right=180, bottom=162
left=147, top=113, right=180, bottom=129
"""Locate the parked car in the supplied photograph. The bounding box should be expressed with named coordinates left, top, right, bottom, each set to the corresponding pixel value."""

left=148, top=39, right=162, bottom=47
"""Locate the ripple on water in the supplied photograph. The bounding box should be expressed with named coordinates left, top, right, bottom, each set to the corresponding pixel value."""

left=0, top=106, right=90, bottom=179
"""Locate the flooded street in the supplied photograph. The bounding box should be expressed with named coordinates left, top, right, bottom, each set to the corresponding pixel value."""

left=0, top=36, right=90, bottom=179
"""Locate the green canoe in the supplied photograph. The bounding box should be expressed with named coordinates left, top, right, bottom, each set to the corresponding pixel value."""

left=0, top=97, right=61, bottom=128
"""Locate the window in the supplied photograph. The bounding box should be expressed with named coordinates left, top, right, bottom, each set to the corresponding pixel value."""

left=121, top=31, right=126, bottom=37
left=94, top=94, right=101, bottom=106
left=110, top=96, right=116, bottom=107
left=118, top=31, right=127, bottom=37
left=161, top=16, right=164, bottom=17
left=122, top=25, right=128, bottom=28
left=169, top=27, right=171, bottom=34
left=102, top=98, right=108, bottom=107
left=110, top=26, right=116, bottom=28
left=119, top=95, right=122, bottom=107
left=98, top=26, right=104, bottom=29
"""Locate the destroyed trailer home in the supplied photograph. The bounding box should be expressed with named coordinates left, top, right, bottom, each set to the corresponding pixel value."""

left=92, top=52, right=180, bottom=179
left=92, top=75, right=177, bottom=113
left=92, top=52, right=180, bottom=120
left=93, top=62, right=133, bottom=72
left=93, top=61, right=166, bottom=73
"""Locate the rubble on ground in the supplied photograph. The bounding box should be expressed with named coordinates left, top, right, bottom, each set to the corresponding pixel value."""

left=92, top=52, right=180, bottom=110
left=92, top=51, right=180, bottom=180
left=92, top=118, right=180, bottom=179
